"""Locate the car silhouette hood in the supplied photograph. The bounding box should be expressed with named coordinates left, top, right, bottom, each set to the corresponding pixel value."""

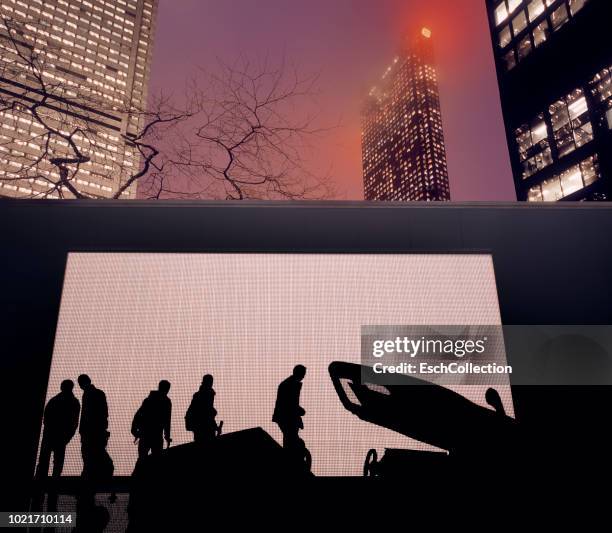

left=329, top=361, right=517, bottom=454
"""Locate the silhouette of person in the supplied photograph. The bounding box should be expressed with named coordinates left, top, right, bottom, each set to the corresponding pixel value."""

left=485, top=387, right=507, bottom=416
left=36, top=379, right=80, bottom=479
left=287, top=436, right=312, bottom=474
left=132, top=380, right=172, bottom=461
left=273, top=365, right=306, bottom=449
left=77, top=374, right=112, bottom=480
left=185, top=374, right=218, bottom=443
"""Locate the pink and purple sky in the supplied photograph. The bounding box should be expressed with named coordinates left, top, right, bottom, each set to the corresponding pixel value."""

left=149, top=0, right=516, bottom=201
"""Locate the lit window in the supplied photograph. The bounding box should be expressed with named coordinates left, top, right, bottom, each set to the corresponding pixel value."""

left=541, top=176, right=563, bottom=201
left=499, top=25, right=512, bottom=48
left=527, top=156, right=600, bottom=202
left=580, top=156, right=599, bottom=186
left=512, top=10, right=528, bottom=35
left=560, top=166, right=583, bottom=196
left=527, top=0, right=545, bottom=21
left=495, top=2, right=509, bottom=25
left=569, top=0, right=587, bottom=16
left=531, top=120, right=548, bottom=143
left=589, top=65, right=612, bottom=130
left=532, top=20, right=549, bottom=47
left=568, top=96, right=588, bottom=120
left=550, top=89, right=593, bottom=157
left=507, top=0, right=522, bottom=14
left=515, top=114, right=552, bottom=179
left=551, top=4, right=569, bottom=30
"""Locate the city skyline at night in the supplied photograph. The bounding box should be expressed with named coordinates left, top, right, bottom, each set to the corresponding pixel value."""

left=3, top=1, right=612, bottom=524
left=362, top=28, right=450, bottom=201
left=0, top=1, right=520, bottom=202
left=149, top=0, right=516, bottom=202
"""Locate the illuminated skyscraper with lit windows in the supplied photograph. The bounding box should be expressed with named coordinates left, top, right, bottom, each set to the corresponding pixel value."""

left=0, top=0, right=158, bottom=198
left=486, top=0, right=612, bottom=201
left=361, top=28, right=450, bottom=202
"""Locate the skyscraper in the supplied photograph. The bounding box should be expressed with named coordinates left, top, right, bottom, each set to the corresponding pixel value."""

left=0, top=0, right=158, bottom=199
left=486, top=0, right=612, bottom=201
left=361, top=28, right=450, bottom=202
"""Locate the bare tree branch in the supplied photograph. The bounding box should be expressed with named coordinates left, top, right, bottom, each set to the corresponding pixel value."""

left=140, top=55, right=337, bottom=200
left=1, top=15, right=336, bottom=200
left=0, top=15, right=190, bottom=199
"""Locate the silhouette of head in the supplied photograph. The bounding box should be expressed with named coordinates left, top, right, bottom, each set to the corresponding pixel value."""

left=202, top=374, right=213, bottom=388
left=77, top=374, right=92, bottom=390
left=485, top=388, right=504, bottom=412
left=60, top=379, right=74, bottom=393
left=158, top=380, right=171, bottom=394
left=293, top=365, right=306, bottom=381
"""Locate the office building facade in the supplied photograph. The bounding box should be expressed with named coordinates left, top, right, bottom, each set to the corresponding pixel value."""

left=0, top=0, right=158, bottom=198
left=362, top=29, right=450, bottom=202
left=486, top=0, right=612, bottom=201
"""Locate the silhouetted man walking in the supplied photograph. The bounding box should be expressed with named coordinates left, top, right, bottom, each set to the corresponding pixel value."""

left=186, top=374, right=220, bottom=443
left=132, top=380, right=172, bottom=460
left=273, top=365, right=306, bottom=449
left=78, top=374, right=112, bottom=480
left=36, top=379, right=80, bottom=479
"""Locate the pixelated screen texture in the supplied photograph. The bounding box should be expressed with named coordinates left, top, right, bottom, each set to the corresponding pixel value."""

left=43, top=253, right=513, bottom=476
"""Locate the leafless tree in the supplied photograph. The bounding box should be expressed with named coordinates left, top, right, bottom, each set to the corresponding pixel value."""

left=141, top=56, right=336, bottom=200
left=0, top=15, right=191, bottom=199
left=0, top=15, right=335, bottom=200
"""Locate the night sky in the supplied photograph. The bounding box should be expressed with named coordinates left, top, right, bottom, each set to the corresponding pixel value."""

left=149, top=0, right=516, bottom=201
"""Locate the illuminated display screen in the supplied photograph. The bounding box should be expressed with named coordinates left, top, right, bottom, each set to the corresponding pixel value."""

left=41, top=253, right=513, bottom=476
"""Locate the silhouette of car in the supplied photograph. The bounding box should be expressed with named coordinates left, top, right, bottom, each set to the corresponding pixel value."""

left=328, top=361, right=519, bottom=477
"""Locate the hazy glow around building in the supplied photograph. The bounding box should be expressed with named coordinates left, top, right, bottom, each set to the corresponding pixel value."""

left=361, top=30, right=450, bottom=201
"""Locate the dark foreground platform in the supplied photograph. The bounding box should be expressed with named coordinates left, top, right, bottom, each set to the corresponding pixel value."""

left=4, top=201, right=612, bottom=512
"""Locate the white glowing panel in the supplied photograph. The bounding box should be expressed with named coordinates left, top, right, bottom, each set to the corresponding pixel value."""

left=43, top=253, right=513, bottom=476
